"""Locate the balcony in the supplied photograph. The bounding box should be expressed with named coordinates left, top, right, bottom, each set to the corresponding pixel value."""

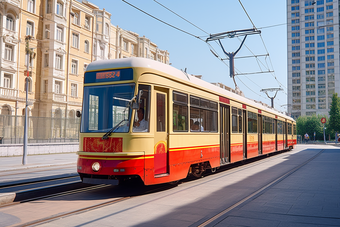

left=53, top=93, right=66, bottom=102
left=41, top=92, right=66, bottom=103
left=0, top=87, right=18, bottom=100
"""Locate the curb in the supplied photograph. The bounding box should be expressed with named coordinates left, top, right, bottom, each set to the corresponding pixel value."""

left=0, top=162, right=77, bottom=172
left=0, top=193, right=16, bottom=206
left=0, top=173, right=79, bottom=187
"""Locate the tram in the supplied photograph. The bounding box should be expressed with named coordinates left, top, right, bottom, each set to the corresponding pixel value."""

left=77, top=57, right=296, bottom=185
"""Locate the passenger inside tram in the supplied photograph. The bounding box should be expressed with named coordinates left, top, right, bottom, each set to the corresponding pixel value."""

left=133, top=108, right=148, bottom=132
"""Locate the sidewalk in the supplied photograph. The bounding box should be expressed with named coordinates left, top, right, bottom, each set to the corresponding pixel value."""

left=0, top=153, right=78, bottom=172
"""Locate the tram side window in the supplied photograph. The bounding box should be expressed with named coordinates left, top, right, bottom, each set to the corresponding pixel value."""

left=248, top=111, right=257, bottom=133
left=263, top=116, right=274, bottom=134
left=277, top=120, right=283, bottom=134
left=133, top=85, right=150, bottom=132
left=173, top=91, right=188, bottom=132
left=190, top=96, right=217, bottom=132
left=293, top=124, right=297, bottom=135
left=232, top=107, right=243, bottom=133
left=288, top=123, right=292, bottom=134
left=232, top=107, right=238, bottom=133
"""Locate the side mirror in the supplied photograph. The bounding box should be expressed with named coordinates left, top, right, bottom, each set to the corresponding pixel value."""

left=76, top=110, right=82, bottom=118
left=132, top=90, right=143, bottom=109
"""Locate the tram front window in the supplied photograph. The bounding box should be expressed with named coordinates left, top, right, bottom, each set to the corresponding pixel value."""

left=81, top=83, right=135, bottom=133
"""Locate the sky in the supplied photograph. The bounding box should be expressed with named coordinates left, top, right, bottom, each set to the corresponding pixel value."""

left=93, top=0, right=288, bottom=112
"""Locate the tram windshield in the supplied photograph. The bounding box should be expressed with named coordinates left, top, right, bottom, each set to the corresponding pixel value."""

left=80, top=83, right=135, bottom=133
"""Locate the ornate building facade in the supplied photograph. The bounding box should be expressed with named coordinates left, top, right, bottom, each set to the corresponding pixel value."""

left=0, top=0, right=169, bottom=122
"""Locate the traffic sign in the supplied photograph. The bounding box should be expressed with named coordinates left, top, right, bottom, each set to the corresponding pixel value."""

left=321, top=118, right=326, bottom=124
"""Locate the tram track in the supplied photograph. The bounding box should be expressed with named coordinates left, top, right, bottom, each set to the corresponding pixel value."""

left=12, top=182, right=177, bottom=227
left=196, top=148, right=325, bottom=227
left=0, top=175, right=90, bottom=207
left=0, top=147, right=313, bottom=227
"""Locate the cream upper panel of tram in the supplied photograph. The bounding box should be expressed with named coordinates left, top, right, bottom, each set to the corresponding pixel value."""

left=86, top=57, right=294, bottom=122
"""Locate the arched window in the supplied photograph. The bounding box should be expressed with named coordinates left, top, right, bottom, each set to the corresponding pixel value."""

left=6, top=15, right=14, bottom=31
left=105, top=23, right=109, bottom=35
left=85, top=40, right=89, bottom=53
left=1, top=105, right=10, bottom=115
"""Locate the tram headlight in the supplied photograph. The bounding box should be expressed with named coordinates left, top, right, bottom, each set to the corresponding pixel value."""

left=92, top=162, right=101, bottom=172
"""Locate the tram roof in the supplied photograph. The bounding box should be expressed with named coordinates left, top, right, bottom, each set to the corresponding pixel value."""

left=86, top=57, right=294, bottom=122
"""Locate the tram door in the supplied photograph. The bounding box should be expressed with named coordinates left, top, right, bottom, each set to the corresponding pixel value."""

left=220, top=104, right=230, bottom=163
left=154, top=89, right=168, bottom=175
left=275, top=119, right=278, bottom=151
left=285, top=122, right=288, bottom=148
left=243, top=110, right=247, bottom=159
left=258, top=114, right=263, bottom=155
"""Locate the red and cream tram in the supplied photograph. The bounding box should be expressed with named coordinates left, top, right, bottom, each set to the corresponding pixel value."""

left=77, top=58, right=296, bottom=185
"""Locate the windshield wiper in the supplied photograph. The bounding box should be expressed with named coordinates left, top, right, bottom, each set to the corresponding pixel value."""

left=102, top=119, right=127, bottom=140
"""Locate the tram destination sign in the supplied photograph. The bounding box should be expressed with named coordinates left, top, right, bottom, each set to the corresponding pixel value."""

left=84, top=68, right=133, bottom=84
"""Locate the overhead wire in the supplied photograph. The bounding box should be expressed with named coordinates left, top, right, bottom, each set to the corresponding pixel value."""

left=122, top=0, right=203, bottom=40
left=123, top=0, right=285, bottom=105
left=237, top=0, right=287, bottom=95
left=152, top=0, right=232, bottom=71
left=151, top=0, right=270, bottom=99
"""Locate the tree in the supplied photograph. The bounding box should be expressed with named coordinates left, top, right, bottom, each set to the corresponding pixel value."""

left=296, top=114, right=325, bottom=140
left=328, top=93, right=340, bottom=139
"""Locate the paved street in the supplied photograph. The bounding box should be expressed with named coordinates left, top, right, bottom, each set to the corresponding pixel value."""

left=0, top=144, right=338, bottom=227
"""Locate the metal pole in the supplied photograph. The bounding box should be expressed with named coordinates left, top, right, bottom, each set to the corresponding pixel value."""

left=323, top=123, right=326, bottom=144
left=23, top=36, right=30, bottom=165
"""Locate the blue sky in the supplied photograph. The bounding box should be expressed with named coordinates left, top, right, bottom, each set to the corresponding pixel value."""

left=93, top=0, right=288, bottom=112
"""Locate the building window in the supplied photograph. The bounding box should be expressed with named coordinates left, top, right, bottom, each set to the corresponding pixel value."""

left=84, top=63, right=88, bottom=71
left=24, top=78, right=32, bottom=92
left=6, top=15, right=14, bottom=31
left=123, top=41, right=128, bottom=51
left=56, top=26, right=63, bottom=42
left=55, top=54, right=62, bottom=70
left=84, top=40, right=89, bottom=53
left=85, top=16, right=90, bottom=29
left=56, top=2, right=63, bottom=16
left=71, top=83, right=77, bottom=97
left=27, top=0, right=35, bottom=13
left=72, top=33, right=79, bottom=48
left=46, top=0, right=52, bottom=13
left=3, top=74, right=12, bottom=88
left=44, top=80, right=48, bottom=93
left=4, top=44, right=13, bottom=61
left=105, top=23, right=109, bottom=35
left=45, top=24, right=50, bottom=39
left=100, top=46, right=104, bottom=59
left=73, top=13, right=79, bottom=25
left=44, top=54, right=49, bottom=67
left=25, top=52, right=33, bottom=67
left=54, top=81, right=62, bottom=94
left=71, top=60, right=78, bottom=74
left=26, top=21, right=33, bottom=36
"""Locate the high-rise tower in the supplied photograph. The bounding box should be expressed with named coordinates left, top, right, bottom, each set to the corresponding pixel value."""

left=287, top=0, right=339, bottom=118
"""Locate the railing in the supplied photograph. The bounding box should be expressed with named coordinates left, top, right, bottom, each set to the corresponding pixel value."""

left=0, top=87, right=18, bottom=100
left=0, top=115, right=80, bottom=144
left=53, top=93, right=67, bottom=102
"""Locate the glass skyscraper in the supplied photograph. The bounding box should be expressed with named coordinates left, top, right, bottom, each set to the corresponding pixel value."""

left=287, top=0, right=339, bottom=118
